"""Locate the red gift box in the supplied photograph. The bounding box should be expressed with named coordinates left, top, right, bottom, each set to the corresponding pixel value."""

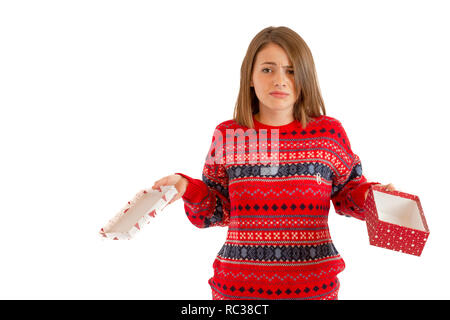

left=364, top=184, right=430, bottom=256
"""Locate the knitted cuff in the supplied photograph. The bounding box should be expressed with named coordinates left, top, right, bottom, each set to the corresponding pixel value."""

left=174, top=172, right=209, bottom=203
left=350, top=181, right=381, bottom=208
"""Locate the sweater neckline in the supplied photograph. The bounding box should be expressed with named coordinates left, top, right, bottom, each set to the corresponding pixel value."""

left=252, top=114, right=299, bottom=130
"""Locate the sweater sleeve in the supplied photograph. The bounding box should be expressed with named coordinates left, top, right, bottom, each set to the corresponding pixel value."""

left=330, top=121, right=380, bottom=220
left=174, top=125, right=231, bottom=228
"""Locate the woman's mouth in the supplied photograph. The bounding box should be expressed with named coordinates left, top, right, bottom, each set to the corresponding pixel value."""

left=270, top=91, right=289, bottom=98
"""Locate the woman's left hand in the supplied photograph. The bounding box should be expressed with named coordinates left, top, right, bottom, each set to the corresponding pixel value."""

left=365, top=183, right=396, bottom=200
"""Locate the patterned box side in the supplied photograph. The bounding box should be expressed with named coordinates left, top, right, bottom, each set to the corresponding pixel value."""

left=364, top=185, right=430, bottom=256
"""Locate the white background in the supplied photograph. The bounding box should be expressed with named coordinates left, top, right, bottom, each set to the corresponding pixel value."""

left=0, top=0, right=448, bottom=299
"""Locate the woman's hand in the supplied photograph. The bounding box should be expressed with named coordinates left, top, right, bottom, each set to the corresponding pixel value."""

left=365, top=183, right=396, bottom=200
left=152, top=174, right=189, bottom=204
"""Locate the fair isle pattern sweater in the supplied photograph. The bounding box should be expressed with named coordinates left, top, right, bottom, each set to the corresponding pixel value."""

left=175, top=115, right=378, bottom=300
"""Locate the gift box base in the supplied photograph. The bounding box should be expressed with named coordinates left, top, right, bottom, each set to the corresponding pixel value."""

left=364, top=185, right=429, bottom=257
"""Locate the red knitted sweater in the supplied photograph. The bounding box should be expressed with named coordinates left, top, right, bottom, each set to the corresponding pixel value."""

left=175, top=114, right=378, bottom=300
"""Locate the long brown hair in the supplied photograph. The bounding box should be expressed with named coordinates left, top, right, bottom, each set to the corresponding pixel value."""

left=233, top=26, right=326, bottom=129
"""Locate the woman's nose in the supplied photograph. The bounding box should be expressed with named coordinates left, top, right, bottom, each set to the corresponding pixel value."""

left=273, top=69, right=287, bottom=86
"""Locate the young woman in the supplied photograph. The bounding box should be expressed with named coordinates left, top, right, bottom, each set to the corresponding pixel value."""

left=152, top=26, right=395, bottom=300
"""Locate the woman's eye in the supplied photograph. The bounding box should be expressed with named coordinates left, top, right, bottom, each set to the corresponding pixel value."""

left=262, top=68, right=294, bottom=74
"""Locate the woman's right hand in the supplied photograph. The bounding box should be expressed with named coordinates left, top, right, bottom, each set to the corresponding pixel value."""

left=151, top=174, right=189, bottom=204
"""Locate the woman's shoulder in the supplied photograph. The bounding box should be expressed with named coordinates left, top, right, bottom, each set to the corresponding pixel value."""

left=214, top=119, right=242, bottom=131
left=314, top=114, right=343, bottom=127
left=310, top=115, right=351, bottom=143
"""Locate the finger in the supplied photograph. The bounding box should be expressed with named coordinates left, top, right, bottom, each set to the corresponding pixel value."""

left=152, top=177, right=170, bottom=190
left=151, top=183, right=162, bottom=192
left=172, top=193, right=182, bottom=202
left=169, top=193, right=183, bottom=204
left=157, top=175, right=180, bottom=188
left=157, top=177, right=169, bottom=186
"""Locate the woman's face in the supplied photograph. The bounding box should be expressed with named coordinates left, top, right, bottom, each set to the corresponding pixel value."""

left=251, top=42, right=299, bottom=114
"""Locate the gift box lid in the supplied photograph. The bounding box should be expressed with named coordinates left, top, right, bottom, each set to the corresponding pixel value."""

left=99, top=185, right=178, bottom=240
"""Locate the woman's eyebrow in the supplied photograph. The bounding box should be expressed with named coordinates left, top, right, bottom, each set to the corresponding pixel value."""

left=261, top=61, right=293, bottom=68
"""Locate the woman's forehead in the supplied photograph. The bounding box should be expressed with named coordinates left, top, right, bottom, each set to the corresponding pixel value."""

left=255, top=44, right=292, bottom=65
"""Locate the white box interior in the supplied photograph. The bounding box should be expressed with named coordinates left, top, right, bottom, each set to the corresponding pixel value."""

left=373, top=190, right=426, bottom=232
left=104, top=191, right=164, bottom=233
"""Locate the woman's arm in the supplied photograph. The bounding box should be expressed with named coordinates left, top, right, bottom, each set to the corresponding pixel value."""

left=174, top=124, right=231, bottom=228
left=330, top=120, right=380, bottom=220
